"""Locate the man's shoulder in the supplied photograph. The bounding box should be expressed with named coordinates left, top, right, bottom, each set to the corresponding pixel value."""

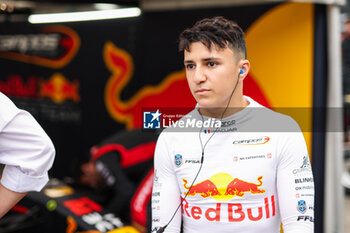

left=246, top=97, right=301, bottom=132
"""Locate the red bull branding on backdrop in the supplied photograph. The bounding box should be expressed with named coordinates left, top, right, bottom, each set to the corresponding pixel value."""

left=0, top=73, right=81, bottom=122
left=103, top=41, right=196, bottom=129
left=103, top=41, right=271, bottom=129
left=0, top=25, right=81, bottom=123
left=39, top=73, right=80, bottom=104
left=0, top=25, right=80, bottom=68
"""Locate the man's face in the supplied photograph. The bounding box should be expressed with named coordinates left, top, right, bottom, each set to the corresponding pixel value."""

left=184, top=42, right=241, bottom=109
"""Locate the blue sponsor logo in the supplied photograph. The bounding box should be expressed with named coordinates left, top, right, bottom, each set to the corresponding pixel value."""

left=174, top=154, right=183, bottom=167
left=297, top=200, right=307, bottom=214
left=143, top=110, right=161, bottom=129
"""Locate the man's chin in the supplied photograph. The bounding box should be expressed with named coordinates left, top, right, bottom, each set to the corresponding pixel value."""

left=197, top=101, right=215, bottom=108
left=197, top=104, right=222, bottom=110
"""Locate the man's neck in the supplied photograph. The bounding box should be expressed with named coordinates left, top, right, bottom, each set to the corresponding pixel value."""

left=198, top=97, right=249, bottom=119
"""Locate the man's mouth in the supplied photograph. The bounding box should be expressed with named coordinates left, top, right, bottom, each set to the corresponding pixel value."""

left=195, top=88, right=210, bottom=94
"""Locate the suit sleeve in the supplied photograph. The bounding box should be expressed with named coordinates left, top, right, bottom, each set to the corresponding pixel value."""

left=0, top=93, right=55, bottom=193
left=152, top=132, right=182, bottom=233
left=276, top=119, right=314, bottom=233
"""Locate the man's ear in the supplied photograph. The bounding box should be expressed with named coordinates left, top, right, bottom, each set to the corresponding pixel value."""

left=239, top=59, right=250, bottom=80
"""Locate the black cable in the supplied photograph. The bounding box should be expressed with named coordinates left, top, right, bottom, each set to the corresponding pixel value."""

left=157, top=72, right=241, bottom=233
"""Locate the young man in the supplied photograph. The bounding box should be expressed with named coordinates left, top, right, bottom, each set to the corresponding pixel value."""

left=79, top=129, right=159, bottom=232
left=152, top=16, right=314, bottom=232
left=0, top=92, right=55, bottom=218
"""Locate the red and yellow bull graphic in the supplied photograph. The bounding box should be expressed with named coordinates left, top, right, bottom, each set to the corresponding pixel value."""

left=183, top=173, right=265, bottom=201
left=0, top=73, right=80, bottom=104
left=180, top=174, right=274, bottom=222
left=103, top=41, right=195, bottom=129
left=0, top=73, right=81, bottom=123
left=103, top=42, right=271, bottom=129
left=39, top=73, right=80, bottom=104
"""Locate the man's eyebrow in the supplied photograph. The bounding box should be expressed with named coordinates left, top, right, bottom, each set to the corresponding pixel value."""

left=184, top=57, right=222, bottom=63
left=184, top=60, right=193, bottom=64
left=203, top=57, right=222, bottom=61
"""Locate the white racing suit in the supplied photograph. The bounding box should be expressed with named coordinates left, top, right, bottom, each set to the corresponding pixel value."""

left=152, top=96, right=314, bottom=233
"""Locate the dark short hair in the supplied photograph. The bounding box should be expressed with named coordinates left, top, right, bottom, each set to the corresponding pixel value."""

left=178, top=16, right=247, bottom=60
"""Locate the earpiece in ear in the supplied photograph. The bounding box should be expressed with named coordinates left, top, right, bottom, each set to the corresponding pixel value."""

left=240, top=69, right=244, bottom=75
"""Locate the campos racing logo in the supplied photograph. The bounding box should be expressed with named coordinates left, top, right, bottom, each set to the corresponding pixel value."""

left=232, top=136, right=270, bottom=146
left=0, top=25, right=80, bottom=68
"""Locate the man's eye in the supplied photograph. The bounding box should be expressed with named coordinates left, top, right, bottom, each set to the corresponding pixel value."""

left=186, top=64, right=195, bottom=69
left=208, top=62, right=217, bottom=67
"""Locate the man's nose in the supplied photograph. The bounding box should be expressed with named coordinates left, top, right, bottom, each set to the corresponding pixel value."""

left=193, top=67, right=206, bottom=84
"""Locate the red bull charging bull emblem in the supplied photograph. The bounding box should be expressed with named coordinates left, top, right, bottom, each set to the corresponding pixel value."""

left=39, top=73, right=80, bottom=104
left=103, top=41, right=195, bottom=129
left=183, top=173, right=265, bottom=201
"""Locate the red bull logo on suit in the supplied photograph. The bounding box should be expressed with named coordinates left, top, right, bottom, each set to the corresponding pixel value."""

left=181, top=173, right=273, bottom=222
left=181, top=196, right=275, bottom=222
